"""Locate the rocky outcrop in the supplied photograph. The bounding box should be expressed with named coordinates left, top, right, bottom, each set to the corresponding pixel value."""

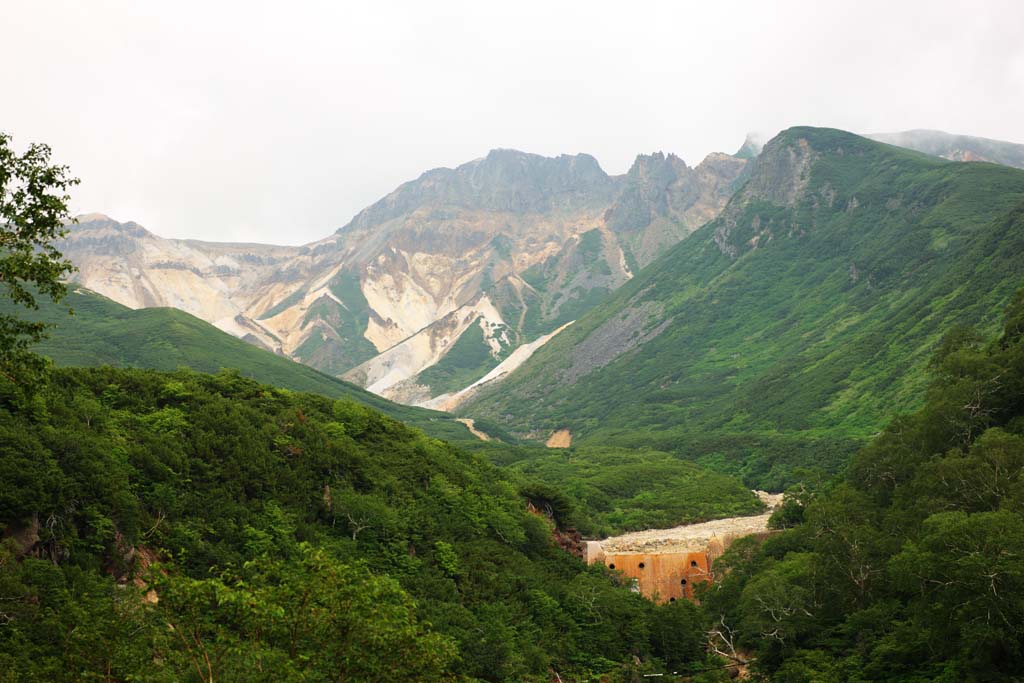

left=545, top=429, right=572, bottom=448
left=343, top=294, right=510, bottom=398
left=606, top=152, right=748, bottom=267
left=558, top=299, right=671, bottom=387
left=713, top=133, right=819, bottom=258
left=58, top=215, right=301, bottom=352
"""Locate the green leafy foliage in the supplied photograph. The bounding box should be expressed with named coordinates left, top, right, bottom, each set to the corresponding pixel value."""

left=700, top=288, right=1024, bottom=681
left=0, top=132, right=77, bottom=387
left=0, top=366, right=713, bottom=681
left=478, top=443, right=762, bottom=536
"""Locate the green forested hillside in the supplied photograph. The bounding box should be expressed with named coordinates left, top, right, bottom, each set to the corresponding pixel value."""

left=0, top=367, right=716, bottom=682
left=466, top=128, right=1024, bottom=487
left=10, top=287, right=471, bottom=441
left=702, top=287, right=1024, bottom=681
left=477, top=443, right=763, bottom=536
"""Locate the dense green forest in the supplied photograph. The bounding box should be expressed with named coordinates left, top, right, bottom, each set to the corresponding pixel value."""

left=0, top=366, right=724, bottom=682
left=7, top=288, right=1020, bottom=680
left=700, top=287, right=1024, bottom=681
left=476, top=443, right=763, bottom=536
left=467, top=129, right=1024, bottom=489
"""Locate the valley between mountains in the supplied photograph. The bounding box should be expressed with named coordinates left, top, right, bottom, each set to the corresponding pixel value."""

left=8, top=125, right=1024, bottom=682
left=61, top=127, right=1024, bottom=484
left=60, top=145, right=747, bottom=409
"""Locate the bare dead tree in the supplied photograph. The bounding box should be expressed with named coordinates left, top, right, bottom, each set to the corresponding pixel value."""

left=707, top=615, right=748, bottom=665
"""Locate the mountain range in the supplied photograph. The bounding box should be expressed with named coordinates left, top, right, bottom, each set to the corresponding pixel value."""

left=59, top=146, right=748, bottom=406
left=465, top=127, right=1024, bottom=485
left=59, top=128, right=1024, bottom=447
left=16, top=125, right=1024, bottom=683
left=866, top=129, right=1024, bottom=168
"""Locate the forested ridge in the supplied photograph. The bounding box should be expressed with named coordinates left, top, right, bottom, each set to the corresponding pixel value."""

left=0, top=366, right=716, bottom=682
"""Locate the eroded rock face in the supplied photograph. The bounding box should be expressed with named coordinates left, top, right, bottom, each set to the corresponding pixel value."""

left=713, top=135, right=819, bottom=258
left=608, top=152, right=749, bottom=267
left=58, top=215, right=302, bottom=351
left=62, top=145, right=747, bottom=406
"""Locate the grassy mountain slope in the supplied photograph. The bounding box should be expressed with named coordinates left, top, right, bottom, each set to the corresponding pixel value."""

left=466, top=128, right=1024, bottom=487
left=700, top=287, right=1024, bottom=681
left=16, top=288, right=469, bottom=440
left=21, top=289, right=764, bottom=536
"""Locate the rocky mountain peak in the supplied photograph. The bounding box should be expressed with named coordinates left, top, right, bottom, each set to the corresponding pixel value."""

left=71, top=213, right=153, bottom=238
left=739, top=129, right=820, bottom=206
left=338, top=149, right=616, bottom=236
left=729, top=127, right=874, bottom=206
left=712, top=127, right=894, bottom=258
left=62, top=214, right=155, bottom=256
left=625, top=152, right=688, bottom=184
left=461, top=148, right=613, bottom=206
left=712, top=127, right=841, bottom=258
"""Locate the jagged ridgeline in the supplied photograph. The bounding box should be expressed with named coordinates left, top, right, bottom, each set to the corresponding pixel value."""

left=58, top=146, right=747, bottom=408
left=465, top=127, right=1024, bottom=487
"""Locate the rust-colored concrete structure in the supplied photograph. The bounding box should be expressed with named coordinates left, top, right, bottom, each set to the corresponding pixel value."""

left=610, top=550, right=710, bottom=602
left=585, top=539, right=727, bottom=602
left=584, top=496, right=782, bottom=603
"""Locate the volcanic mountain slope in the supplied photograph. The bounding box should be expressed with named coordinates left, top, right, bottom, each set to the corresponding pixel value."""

left=463, top=127, right=1024, bottom=486
left=61, top=146, right=748, bottom=404
left=58, top=214, right=302, bottom=350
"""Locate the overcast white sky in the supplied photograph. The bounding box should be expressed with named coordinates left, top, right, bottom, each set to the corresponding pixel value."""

left=3, top=1, right=1023, bottom=244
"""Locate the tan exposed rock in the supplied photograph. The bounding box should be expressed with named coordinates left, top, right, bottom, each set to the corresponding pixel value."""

left=598, top=513, right=776, bottom=556
left=425, top=321, right=574, bottom=411
left=455, top=418, right=491, bottom=442
left=545, top=429, right=572, bottom=448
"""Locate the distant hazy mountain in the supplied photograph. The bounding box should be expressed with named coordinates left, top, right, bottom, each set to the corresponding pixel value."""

left=867, top=129, right=1024, bottom=169
left=61, top=145, right=747, bottom=406
left=464, top=128, right=1024, bottom=487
